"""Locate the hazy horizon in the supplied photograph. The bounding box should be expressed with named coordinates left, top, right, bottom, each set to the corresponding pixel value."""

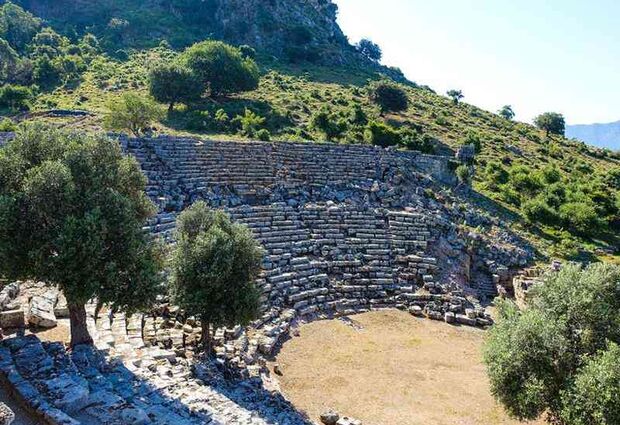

left=334, top=0, right=620, bottom=126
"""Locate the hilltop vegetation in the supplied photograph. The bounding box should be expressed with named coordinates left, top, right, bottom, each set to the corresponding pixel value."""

left=0, top=0, right=618, bottom=261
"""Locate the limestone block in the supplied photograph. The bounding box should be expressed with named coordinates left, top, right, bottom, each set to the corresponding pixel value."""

left=27, top=291, right=58, bottom=328
left=321, top=410, right=340, bottom=425
left=0, top=310, right=24, bottom=328
left=0, top=402, right=15, bottom=425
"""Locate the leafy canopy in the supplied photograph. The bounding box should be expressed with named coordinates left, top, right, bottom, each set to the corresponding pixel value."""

left=0, top=123, right=164, bottom=344
left=148, top=61, right=204, bottom=111
left=534, top=112, right=565, bottom=136
left=181, top=40, right=259, bottom=97
left=170, top=202, right=263, bottom=345
left=484, top=263, right=620, bottom=424
left=368, top=80, right=409, bottom=113
left=104, top=92, right=164, bottom=137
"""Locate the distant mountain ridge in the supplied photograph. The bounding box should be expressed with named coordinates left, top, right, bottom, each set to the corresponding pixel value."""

left=567, top=121, right=620, bottom=151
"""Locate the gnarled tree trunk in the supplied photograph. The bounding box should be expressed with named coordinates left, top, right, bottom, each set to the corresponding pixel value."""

left=68, top=303, right=93, bottom=347
left=201, top=320, right=212, bottom=355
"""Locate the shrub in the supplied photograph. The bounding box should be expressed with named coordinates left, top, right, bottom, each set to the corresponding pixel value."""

left=181, top=40, right=259, bottom=97
left=256, top=129, right=271, bottom=142
left=103, top=92, right=164, bottom=137
left=455, top=165, right=471, bottom=184
left=311, top=108, right=346, bottom=141
left=170, top=202, right=263, bottom=353
left=364, top=121, right=401, bottom=148
left=559, top=202, right=604, bottom=235
left=461, top=130, right=482, bottom=153
left=148, top=61, right=204, bottom=112
left=0, top=84, right=32, bottom=110
left=368, top=81, right=409, bottom=113
left=0, top=117, right=16, bottom=131
left=234, top=108, right=265, bottom=137
left=522, top=196, right=560, bottom=226
left=484, top=263, right=620, bottom=423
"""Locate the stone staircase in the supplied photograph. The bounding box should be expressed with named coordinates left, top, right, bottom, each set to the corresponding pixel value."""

left=0, top=309, right=311, bottom=425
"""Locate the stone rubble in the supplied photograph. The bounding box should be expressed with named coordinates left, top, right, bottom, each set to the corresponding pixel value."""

left=0, top=402, right=15, bottom=425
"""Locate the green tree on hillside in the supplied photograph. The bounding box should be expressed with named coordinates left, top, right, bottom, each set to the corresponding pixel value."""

left=104, top=92, right=164, bottom=137
left=357, top=38, right=382, bottom=62
left=534, top=112, right=565, bottom=136
left=170, top=202, right=263, bottom=353
left=311, top=107, right=347, bottom=141
left=148, top=62, right=204, bottom=112
left=0, top=2, right=41, bottom=52
left=0, top=124, right=164, bottom=346
left=484, top=263, right=620, bottom=424
left=447, top=89, right=464, bottom=105
left=498, top=105, right=515, bottom=120
left=181, top=40, right=259, bottom=97
left=368, top=80, right=409, bottom=114
left=0, top=84, right=32, bottom=110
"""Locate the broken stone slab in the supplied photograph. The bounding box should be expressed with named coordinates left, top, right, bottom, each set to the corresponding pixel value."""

left=0, top=310, right=24, bottom=328
left=0, top=282, right=19, bottom=310
left=336, top=417, right=362, bottom=425
left=0, top=402, right=15, bottom=425
left=27, top=290, right=58, bottom=328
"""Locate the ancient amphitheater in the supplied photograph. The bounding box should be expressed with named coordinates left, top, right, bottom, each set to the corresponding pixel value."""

left=0, top=135, right=532, bottom=424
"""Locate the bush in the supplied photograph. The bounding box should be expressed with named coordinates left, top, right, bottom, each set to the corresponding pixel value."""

left=0, top=117, right=16, bottom=131
left=0, top=84, right=32, bottom=110
left=234, top=109, right=265, bottom=138
left=368, top=81, right=409, bottom=113
left=364, top=121, right=401, bottom=148
left=461, top=130, right=482, bottom=153
left=559, top=202, right=604, bottom=235
left=522, top=196, right=560, bottom=226
left=455, top=165, right=471, bottom=184
left=181, top=40, right=259, bottom=97
left=484, top=263, right=620, bottom=423
left=356, top=38, right=382, bottom=62
left=103, top=92, right=164, bottom=137
left=311, top=108, right=346, bottom=141
left=256, top=129, right=271, bottom=142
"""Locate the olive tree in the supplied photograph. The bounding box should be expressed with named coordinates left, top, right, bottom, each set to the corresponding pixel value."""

left=534, top=112, right=565, bottom=137
left=181, top=40, right=259, bottom=97
left=170, top=202, right=263, bottom=353
left=368, top=80, right=409, bottom=114
left=484, top=263, right=620, bottom=424
left=148, top=61, right=204, bottom=112
left=0, top=123, right=164, bottom=346
left=357, top=38, right=382, bottom=62
left=104, top=92, right=164, bottom=137
left=498, top=105, right=515, bottom=120
left=447, top=89, right=464, bottom=105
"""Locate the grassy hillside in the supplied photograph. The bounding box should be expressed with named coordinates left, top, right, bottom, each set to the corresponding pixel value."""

left=1, top=2, right=618, bottom=262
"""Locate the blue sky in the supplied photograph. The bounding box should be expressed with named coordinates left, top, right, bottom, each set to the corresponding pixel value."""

left=333, top=0, right=620, bottom=125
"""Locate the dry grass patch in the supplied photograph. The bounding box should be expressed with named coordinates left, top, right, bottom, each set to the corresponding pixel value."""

left=273, top=310, right=545, bottom=425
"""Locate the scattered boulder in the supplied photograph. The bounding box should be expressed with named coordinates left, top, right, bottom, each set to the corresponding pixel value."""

left=337, top=417, right=362, bottom=425
left=0, top=403, right=15, bottom=425
left=0, top=310, right=24, bottom=329
left=320, top=410, right=340, bottom=425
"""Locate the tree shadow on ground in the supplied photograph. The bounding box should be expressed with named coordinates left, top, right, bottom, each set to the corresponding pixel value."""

left=0, top=334, right=311, bottom=425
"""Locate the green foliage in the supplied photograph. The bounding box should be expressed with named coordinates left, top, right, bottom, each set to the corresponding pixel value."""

left=0, top=1, right=41, bottom=52
left=234, top=108, right=266, bottom=138
left=460, top=130, right=482, bottom=153
left=311, top=107, right=347, bottom=141
left=0, top=117, right=16, bottom=131
left=357, top=38, right=382, bottom=62
left=181, top=40, right=259, bottom=97
left=522, top=196, right=560, bottom=226
left=103, top=92, right=164, bottom=137
left=368, top=80, right=409, bottom=113
left=498, top=105, right=515, bottom=120
left=446, top=89, right=464, bottom=104
left=0, top=123, right=163, bottom=346
left=364, top=121, right=400, bottom=147
left=170, top=201, right=263, bottom=352
left=148, top=61, right=204, bottom=111
left=455, top=165, right=471, bottom=184
left=558, top=202, right=604, bottom=235
left=256, top=128, right=271, bottom=141
left=484, top=263, right=620, bottom=423
left=560, top=342, right=620, bottom=425
left=0, top=84, right=32, bottom=110
left=534, top=112, right=565, bottom=136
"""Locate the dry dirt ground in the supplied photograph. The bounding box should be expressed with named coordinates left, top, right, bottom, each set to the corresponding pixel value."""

left=272, top=309, right=546, bottom=425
